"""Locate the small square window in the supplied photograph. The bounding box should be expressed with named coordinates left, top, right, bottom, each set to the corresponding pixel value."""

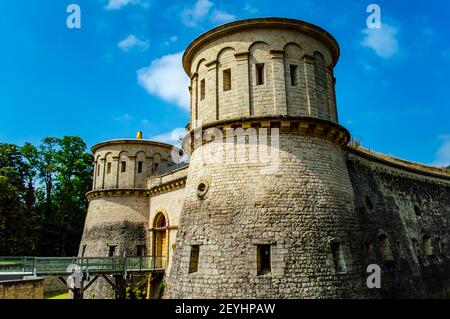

left=189, top=245, right=200, bottom=273
left=223, top=68, right=231, bottom=91
left=108, top=245, right=116, bottom=257
left=255, top=63, right=265, bottom=85
left=257, top=244, right=271, bottom=275
left=200, top=79, right=205, bottom=100
left=136, top=245, right=145, bottom=257
left=138, top=161, right=143, bottom=173
left=120, top=161, right=126, bottom=173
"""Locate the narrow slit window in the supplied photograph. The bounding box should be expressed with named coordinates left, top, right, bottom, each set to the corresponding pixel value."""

left=422, top=235, right=433, bottom=256
left=200, top=79, right=205, bottom=100
left=107, top=162, right=112, bottom=174
left=223, top=68, right=231, bottom=91
left=138, top=161, right=143, bottom=173
left=153, top=163, right=159, bottom=172
left=331, top=242, right=347, bottom=273
left=97, top=164, right=101, bottom=176
left=290, top=64, right=298, bottom=86
left=256, top=63, right=265, bottom=85
left=120, top=161, right=126, bottom=173
left=108, top=245, right=116, bottom=257
left=378, top=234, right=395, bottom=261
left=189, top=245, right=200, bottom=273
left=257, top=244, right=271, bottom=275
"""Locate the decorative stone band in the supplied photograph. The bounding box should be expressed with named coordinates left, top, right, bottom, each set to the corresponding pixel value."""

left=184, top=116, right=350, bottom=154
left=347, top=146, right=450, bottom=181
left=86, top=177, right=187, bottom=202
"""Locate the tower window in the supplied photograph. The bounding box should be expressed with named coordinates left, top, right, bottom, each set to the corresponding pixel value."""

left=331, top=242, right=347, bottom=273
left=255, top=63, right=265, bottom=85
left=153, top=163, right=159, bottom=172
left=436, top=237, right=443, bottom=254
left=107, top=162, right=112, bottom=174
left=290, top=64, right=298, bottom=86
left=200, top=79, right=205, bottom=100
left=257, top=244, right=271, bottom=275
left=120, top=161, right=126, bottom=173
left=138, top=161, right=143, bottom=173
left=378, top=234, right=395, bottom=261
left=136, top=245, right=145, bottom=257
left=223, top=68, right=231, bottom=91
left=189, top=245, right=200, bottom=273
left=97, top=164, right=100, bottom=176
left=365, top=196, right=373, bottom=210
left=108, top=245, right=116, bottom=257
left=422, top=235, right=433, bottom=256
left=414, top=206, right=421, bottom=217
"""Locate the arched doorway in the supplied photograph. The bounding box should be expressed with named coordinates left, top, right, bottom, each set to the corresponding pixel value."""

left=153, top=213, right=168, bottom=268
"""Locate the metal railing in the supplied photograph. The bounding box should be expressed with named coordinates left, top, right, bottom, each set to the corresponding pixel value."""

left=0, top=256, right=167, bottom=276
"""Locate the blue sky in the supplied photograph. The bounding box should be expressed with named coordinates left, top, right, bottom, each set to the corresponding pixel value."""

left=0, top=0, right=449, bottom=167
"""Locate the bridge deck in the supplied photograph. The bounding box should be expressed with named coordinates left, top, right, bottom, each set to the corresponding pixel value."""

left=0, top=256, right=166, bottom=276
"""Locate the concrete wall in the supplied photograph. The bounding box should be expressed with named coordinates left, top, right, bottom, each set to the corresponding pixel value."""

left=0, top=277, right=44, bottom=299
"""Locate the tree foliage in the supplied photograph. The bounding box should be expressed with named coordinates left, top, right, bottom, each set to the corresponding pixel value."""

left=0, top=136, right=92, bottom=256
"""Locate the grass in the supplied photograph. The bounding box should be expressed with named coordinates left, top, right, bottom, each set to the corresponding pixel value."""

left=45, top=290, right=69, bottom=299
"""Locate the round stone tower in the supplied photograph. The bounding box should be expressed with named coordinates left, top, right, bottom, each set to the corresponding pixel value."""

left=166, top=18, right=365, bottom=298
left=79, top=134, right=175, bottom=298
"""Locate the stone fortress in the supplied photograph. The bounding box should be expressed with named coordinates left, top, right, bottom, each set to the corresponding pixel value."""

left=79, top=18, right=450, bottom=298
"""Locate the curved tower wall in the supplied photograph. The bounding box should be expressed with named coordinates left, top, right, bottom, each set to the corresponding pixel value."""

left=166, top=18, right=365, bottom=298
left=79, top=139, right=174, bottom=298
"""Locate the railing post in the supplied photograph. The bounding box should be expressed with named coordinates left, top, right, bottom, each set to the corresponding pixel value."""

left=32, top=258, right=36, bottom=276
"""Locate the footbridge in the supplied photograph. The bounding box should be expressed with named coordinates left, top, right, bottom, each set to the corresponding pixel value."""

left=0, top=256, right=166, bottom=299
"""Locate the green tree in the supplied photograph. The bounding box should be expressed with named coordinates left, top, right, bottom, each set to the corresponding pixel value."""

left=0, top=144, right=36, bottom=255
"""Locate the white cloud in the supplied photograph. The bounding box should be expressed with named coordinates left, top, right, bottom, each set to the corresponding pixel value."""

left=137, top=51, right=190, bottom=110
left=210, top=9, right=236, bottom=24
left=164, top=36, right=178, bottom=46
left=243, top=3, right=258, bottom=14
left=114, top=113, right=132, bottom=122
left=105, top=0, right=149, bottom=10
left=118, top=34, right=149, bottom=52
left=432, top=135, right=450, bottom=168
left=181, top=0, right=235, bottom=27
left=151, top=127, right=188, bottom=145
left=361, top=23, right=399, bottom=58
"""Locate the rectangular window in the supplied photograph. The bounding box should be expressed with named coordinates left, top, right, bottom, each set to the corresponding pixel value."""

left=108, top=245, right=116, bottom=257
left=153, top=163, right=159, bottom=172
left=97, top=164, right=100, bottom=176
left=290, top=64, right=298, bottom=86
left=138, top=161, right=143, bottom=173
left=136, top=245, right=145, bottom=257
left=107, top=162, right=112, bottom=174
left=331, top=242, right=347, bottom=273
left=200, top=79, right=205, bottom=100
left=189, top=245, right=200, bottom=273
left=120, top=161, right=126, bottom=173
left=223, top=68, right=231, bottom=91
left=256, top=63, right=265, bottom=85
left=257, top=244, right=271, bottom=275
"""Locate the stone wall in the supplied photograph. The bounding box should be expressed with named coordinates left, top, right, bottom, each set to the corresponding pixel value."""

left=166, top=131, right=365, bottom=298
left=345, top=147, right=450, bottom=298
left=0, top=277, right=44, bottom=299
